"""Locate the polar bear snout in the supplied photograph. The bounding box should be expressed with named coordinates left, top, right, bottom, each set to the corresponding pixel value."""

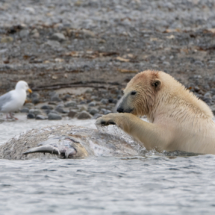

left=116, top=96, right=134, bottom=113
left=117, top=107, right=124, bottom=113
left=117, top=106, right=133, bottom=113
left=116, top=90, right=137, bottom=114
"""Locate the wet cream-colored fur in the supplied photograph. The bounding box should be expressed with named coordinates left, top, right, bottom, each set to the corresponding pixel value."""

left=96, top=70, right=215, bottom=154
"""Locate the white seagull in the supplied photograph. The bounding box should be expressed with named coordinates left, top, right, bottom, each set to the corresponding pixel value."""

left=0, top=81, right=32, bottom=120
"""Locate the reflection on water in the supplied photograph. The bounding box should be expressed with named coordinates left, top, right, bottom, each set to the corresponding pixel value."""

left=0, top=114, right=215, bottom=214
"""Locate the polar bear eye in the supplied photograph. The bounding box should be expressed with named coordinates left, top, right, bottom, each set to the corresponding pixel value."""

left=131, top=91, right=136, bottom=95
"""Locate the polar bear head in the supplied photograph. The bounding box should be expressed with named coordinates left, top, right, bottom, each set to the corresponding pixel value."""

left=117, top=70, right=213, bottom=120
left=117, top=70, right=161, bottom=116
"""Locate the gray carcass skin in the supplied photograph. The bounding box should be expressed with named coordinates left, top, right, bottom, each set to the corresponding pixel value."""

left=0, top=125, right=141, bottom=160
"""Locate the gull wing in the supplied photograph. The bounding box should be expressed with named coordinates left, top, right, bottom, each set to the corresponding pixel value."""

left=0, top=91, right=12, bottom=111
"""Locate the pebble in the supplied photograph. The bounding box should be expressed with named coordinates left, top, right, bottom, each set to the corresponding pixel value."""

left=112, top=99, right=118, bottom=104
left=101, top=99, right=109, bottom=104
left=42, top=109, right=51, bottom=115
left=204, top=92, right=212, bottom=99
left=75, top=111, right=92, bottom=119
left=40, top=105, right=53, bottom=110
left=44, top=40, right=61, bottom=49
left=51, top=93, right=61, bottom=102
left=88, top=101, right=97, bottom=107
left=24, top=7, right=35, bottom=14
left=203, top=97, right=212, bottom=104
left=29, top=109, right=42, bottom=116
left=68, top=110, right=77, bottom=118
left=24, top=103, right=34, bottom=109
left=210, top=105, right=215, bottom=115
left=65, top=101, right=77, bottom=108
left=79, top=101, right=86, bottom=104
left=108, top=98, right=114, bottom=103
left=48, top=102, right=58, bottom=105
left=48, top=113, right=62, bottom=120
left=93, top=113, right=102, bottom=119
left=19, top=29, right=29, bottom=38
left=49, top=110, right=59, bottom=114
left=89, top=108, right=99, bottom=115
left=62, top=94, right=71, bottom=101
left=193, top=75, right=202, bottom=79
left=50, top=33, right=66, bottom=42
left=194, top=61, right=204, bottom=66
left=30, top=59, right=42, bottom=64
left=81, top=29, right=95, bottom=38
left=163, top=61, right=170, bottom=66
left=36, top=115, right=47, bottom=120
left=91, top=96, right=98, bottom=100
left=31, top=29, right=40, bottom=38
left=27, top=113, right=35, bottom=119
left=101, top=109, right=112, bottom=115
left=20, top=107, right=29, bottom=113
left=30, top=92, right=40, bottom=104
left=55, top=104, right=68, bottom=113
left=1, top=37, right=13, bottom=43
left=211, top=88, right=215, bottom=95
left=203, top=92, right=212, bottom=104
left=77, top=105, right=87, bottom=111
left=194, top=86, right=200, bottom=92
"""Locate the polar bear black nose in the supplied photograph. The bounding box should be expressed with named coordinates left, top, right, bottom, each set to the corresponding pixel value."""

left=117, top=107, right=124, bottom=113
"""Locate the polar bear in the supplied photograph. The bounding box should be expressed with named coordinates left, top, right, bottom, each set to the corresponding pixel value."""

left=96, top=70, right=215, bottom=154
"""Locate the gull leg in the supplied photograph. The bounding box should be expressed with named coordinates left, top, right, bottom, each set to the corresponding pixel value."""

left=5, top=113, right=10, bottom=120
left=9, top=113, right=13, bottom=119
left=9, top=112, right=18, bottom=120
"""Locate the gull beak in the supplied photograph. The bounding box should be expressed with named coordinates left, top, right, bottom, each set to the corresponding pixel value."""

left=28, top=88, right=32, bottom=93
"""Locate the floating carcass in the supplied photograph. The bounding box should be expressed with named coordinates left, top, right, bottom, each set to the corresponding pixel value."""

left=0, top=125, right=141, bottom=160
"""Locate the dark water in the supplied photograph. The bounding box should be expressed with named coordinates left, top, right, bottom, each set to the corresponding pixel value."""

left=1, top=116, right=215, bottom=215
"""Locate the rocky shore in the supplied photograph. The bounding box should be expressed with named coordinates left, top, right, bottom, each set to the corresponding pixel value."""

left=19, top=86, right=119, bottom=120
left=1, top=0, right=215, bottom=120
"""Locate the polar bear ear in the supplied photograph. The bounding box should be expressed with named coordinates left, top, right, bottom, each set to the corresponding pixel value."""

left=151, top=79, right=161, bottom=90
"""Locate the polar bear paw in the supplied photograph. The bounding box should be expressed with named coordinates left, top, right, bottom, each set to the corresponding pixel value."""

left=96, top=114, right=117, bottom=127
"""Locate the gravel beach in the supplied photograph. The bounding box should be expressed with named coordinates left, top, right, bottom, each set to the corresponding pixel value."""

left=1, top=0, right=215, bottom=120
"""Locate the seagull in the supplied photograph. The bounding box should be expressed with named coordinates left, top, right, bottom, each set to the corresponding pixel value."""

left=0, top=81, right=32, bottom=120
